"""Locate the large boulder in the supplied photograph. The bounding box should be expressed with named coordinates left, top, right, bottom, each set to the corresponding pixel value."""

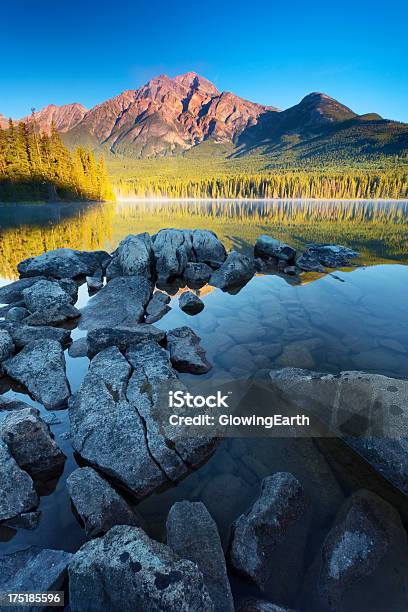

left=167, top=501, right=234, bottom=612
left=0, top=330, right=15, bottom=364
left=68, top=524, right=214, bottom=612
left=255, top=236, right=296, bottom=264
left=0, top=440, right=38, bottom=521
left=67, top=467, right=141, bottom=537
left=69, top=347, right=167, bottom=498
left=86, top=324, right=165, bottom=357
left=184, top=262, right=213, bottom=287
left=209, top=251, right=254, bottom=291
left=0, top=547, right=72, bottom=606
left=107, top=233, right=155, bottom=279
left=3, top=340, right=70, bottom=410
left=191, top=230, right=227, bottom=268
left=22, top=279, right=74, bottom=312
left=145, top=290, right=171, bottom=324
left=79, top=276, right=152, bottom=331
left=153, top=229, right=193, bottom=283
left=0, top=276, right=48, bottom=303
left=0, top=407, right=65, bottom=479
left=268, top=368, right=408, bottom=498
left=302, top=490, right=408, bottom=612
left=229, top=473, right=312, bottom=605
left=179, top=291, right=204, bottom=315
left=6, top=323, right=71, bottom=348
left=18, top=248, right=110, bottom=279
left=166, top=327, right=212, bottom=374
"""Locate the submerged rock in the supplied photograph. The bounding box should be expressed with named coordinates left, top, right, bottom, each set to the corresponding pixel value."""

left=17, top=247, right=110, bottom=279
left=268, top=368, right=408, bottom=498
left=302, top=489, right=408, bottom=612
left=167, top=501, right=234, bottom=612
left=229, top=472, right=312, bottom=605
left=3, top=339, right=70, bottom=410
left=145, top=290, right=171, bottom=324
left=153, top=229, right=192, bottom=283
left=68, top=524, right=214, bottom=612
left=209, top=251, right=254, bottom=291
left=179, top=291, right=204, bottom=315
left=166, top=327, right=212, bottom=374
left=67, top=467, right=141, bottom=537
left=79, top=275, right=152, bottom=331
left=0, top=547, right=72, bottom=603
left=184, top=262, right=213, bottom=287
left=108, top=233, right=155, bottom=279
left=255, top=236, right=296, bottom=264
left=69, top=347, right=166, bottom=498
left=0, top=406, right=65, bottom=479
left=87, top=324, right=165, bottom=356
left=0, top=440, right=38, bottom=521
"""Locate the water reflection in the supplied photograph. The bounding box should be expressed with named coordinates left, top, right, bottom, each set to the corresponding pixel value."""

left=1, top=199, right=408, bottom=279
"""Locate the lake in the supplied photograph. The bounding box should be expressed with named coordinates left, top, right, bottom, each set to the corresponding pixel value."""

left=1, top=199, right=408, bottom=608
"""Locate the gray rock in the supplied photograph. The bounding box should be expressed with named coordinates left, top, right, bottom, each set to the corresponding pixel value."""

left=69, top=347, right=166, bottom=498
left=23, top=303, right=81, bottom=326
left=166, top=327, right=212, bottom=374
left=283, top=266, right=297, bottom=276
left=112, top=232, right=155, bottom=279
left=3, top=340, right=70, bottom=410
left=209, top=251, right=254, bottom=291
left=296, top=253, right=325, bottom=273
left=4, top=510, right=41, bottom=530
left=229, top=472, right=312, bottom=605
left=17, top=248, right=109, bottom=279
left=0, top=277, right=48, bottom=304
left=0, top=407, right=65, bottom=479
left=305, top=243, right=358, bottom=268
left=184, top=262, right=213, bottom=287
left=5, top=306, right=29, bottom=322
left=255, top=236, right=296, bottom=263
left=192, top=230, right=226, bottom=268
left=6, top=323, right=71, bottom=348
left=68, top=337, right=89, bottom=358
left=238, top=600, right=296, bottom=612
left=87, top=324, right=165, bottom=356
left=86, top=275, right=103, bottom=292
left=68, top=524, right=214, bottom=612
left=145, top=290, right=171, bottom=324
left=179, top=291, right=204, bottom=315
left=0, top=547, right=72, bottom=605
left=22, top=278, right=74, bottom=312
left=167, top=501, right=234, bottom=612
left=153, top=228, right=192, bottom=283
left=105, top=256, right=123, bottom=281
left=67, top=466, right=141, bottom=537
left=0, top=395, right=33, bottom=412
left=0, top=330, right=15, bottom=362
left=268, top=368, right=408, bottom=497
left=0, top=440, right=38, bottom=521
left=302, top=489, right=408, bottom=612
left=79, top=275, right=152, bottom=331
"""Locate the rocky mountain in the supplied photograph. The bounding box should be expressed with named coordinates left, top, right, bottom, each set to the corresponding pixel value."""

left=2, top=73, right=407, bottom=161
left=0, top=114, right=9, bottom=129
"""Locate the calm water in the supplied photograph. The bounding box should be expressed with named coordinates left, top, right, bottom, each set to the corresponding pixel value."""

left=1, top=200, right=408, bottom=607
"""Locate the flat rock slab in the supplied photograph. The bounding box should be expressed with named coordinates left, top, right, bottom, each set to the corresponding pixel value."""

left=18, top=248, right=110, bottom=279
left=3, top=339, right=70, bottom=410
left=166, top=326, right=212, bottom=374
left=210, top=251, right=254, bottom=291
left=68, top=525, right=214, bottom=612
left=229, top=472, right=312, bottom=605
left=167, top=501, right=234, bottom=612
left=0, top=547, right=73, bottom=602
left=87, top=324, right=165, bottom=357
left=0, top=406, right=65, bottom=479
left=0, top=440, right=38, bottom=521
left=67, top=466, right=141, bottom=537
left=302, top=489, right=408, bottom=612
left=268, top=368, right=408, bottom=496
left=79, top=276, right=152, bottom=331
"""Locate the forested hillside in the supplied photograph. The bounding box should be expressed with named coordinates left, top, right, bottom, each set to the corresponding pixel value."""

left=0, top=119, right=114, bottom=202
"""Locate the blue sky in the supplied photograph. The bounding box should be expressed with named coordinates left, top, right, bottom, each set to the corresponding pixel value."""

left=1, top=0, right=407, bottom=121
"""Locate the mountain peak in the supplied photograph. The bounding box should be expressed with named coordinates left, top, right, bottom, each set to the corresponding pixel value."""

left=297, top=92, right=356, bottom=122
left=174, top=72, right=219, bottom=96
